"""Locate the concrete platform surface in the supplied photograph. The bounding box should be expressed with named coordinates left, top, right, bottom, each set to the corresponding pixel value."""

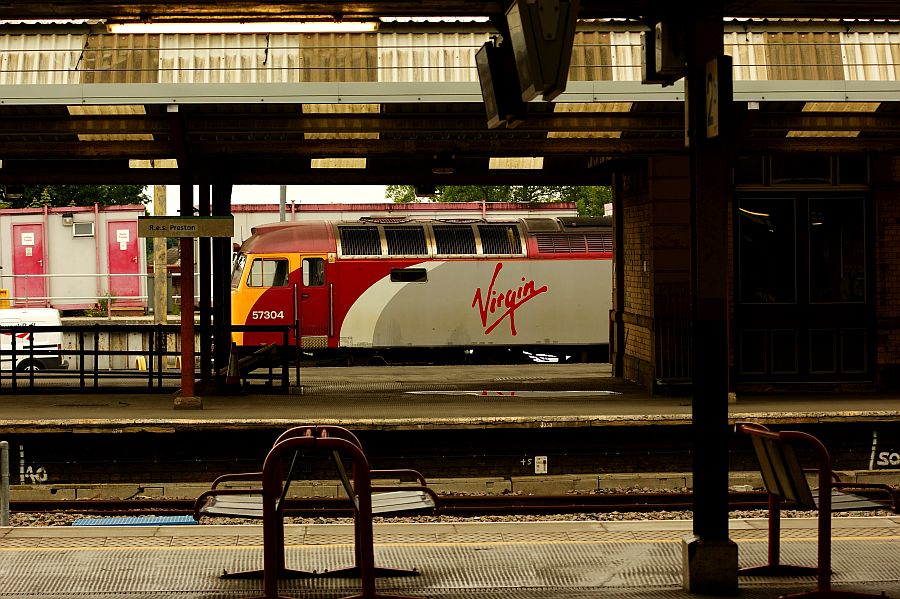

left=2, top=516, right=899, bottom=598
left=1, top=363, right=899, bottom=432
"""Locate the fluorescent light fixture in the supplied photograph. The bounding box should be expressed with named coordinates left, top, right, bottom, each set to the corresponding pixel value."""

left=802, top=102, right=880, bottom=113
left=550, top=103, right=631, bottom=139
left=107, top=21, right=378, bottom=34
left=129, top=159, right=179, bottom=169
left=303, top=104, right=380, bottom=140
left=489, top=157, right=544, bottom=170
left=311, top=158, right=366, bottom=169
left=786, top=130, right=859, bottom=138
left=788, top=102, right=880, bottom=138
left=68, top=105, right=146, bottom=116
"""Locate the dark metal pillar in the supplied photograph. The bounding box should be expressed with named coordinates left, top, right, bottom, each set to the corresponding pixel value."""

left=175, top=184, right=199, bottom=408
left=611, top=173, right=626, bottom=378
left=682, top=15, right=738, bottom=594
left=198, top=185, right=213, bottom=384
left=211, top=182, right=233, bottom=388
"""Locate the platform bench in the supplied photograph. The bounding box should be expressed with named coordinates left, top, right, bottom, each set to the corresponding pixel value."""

left=736, top=421, right=898, bottom=599
left=193, top=425, right=439, bottom=599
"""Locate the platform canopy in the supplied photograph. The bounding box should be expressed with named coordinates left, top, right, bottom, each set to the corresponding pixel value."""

left=3, top=1, right=900, bottom=20
left=0, top=1, right=898, bottom=186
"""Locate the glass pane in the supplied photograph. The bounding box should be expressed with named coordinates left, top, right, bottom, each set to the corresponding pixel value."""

left=248, top=259, right=289, bottom=287
left=837, top=155, right=868, bottom=185
left=841, top=329, right=867, bottom=373
left=734, top=156, right=765, bottom=185
left=302, top=258, right=325, bottom=287
left=809, top=198, right=865, bottom=303
left=739, top=329, right=767, bottom=374
left=809, top=329, right=836, bottom=373
left=771, top=329, right=798, bottom=374
left=770, top=155, right=831, bottom=184
left=739, top=198, right=796, bottom=303
left=230, top=253, right=246, bottom=289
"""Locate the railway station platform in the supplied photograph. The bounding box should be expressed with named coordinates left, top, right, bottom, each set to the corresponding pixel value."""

left=2, top=516, right=899, bottom=598
left=1, top=363, right=899, bottom=433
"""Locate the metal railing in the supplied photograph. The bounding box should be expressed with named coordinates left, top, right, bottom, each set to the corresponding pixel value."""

left=0, top=323, right=298, bottom=392
left=0, top=271, right=199, bottom=314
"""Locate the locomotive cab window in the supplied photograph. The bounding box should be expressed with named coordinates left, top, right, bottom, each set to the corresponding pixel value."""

left=390, top=268, right=427, bottom=283
left=303, top=258, right=325, bottom=287
left=230, top=254, right=247, bottom=289
left=247, top=258, right=289, bottom=287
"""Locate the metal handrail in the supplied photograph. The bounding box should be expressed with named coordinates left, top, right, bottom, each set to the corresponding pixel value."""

left=0, top=322, right=296, bottom=392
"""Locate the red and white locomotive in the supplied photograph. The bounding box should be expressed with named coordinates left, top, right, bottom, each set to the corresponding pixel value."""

left=230, top=216, right=612, bottom=362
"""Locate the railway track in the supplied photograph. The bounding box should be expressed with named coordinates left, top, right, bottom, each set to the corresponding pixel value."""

left=13, top=491, right=775, bottom=517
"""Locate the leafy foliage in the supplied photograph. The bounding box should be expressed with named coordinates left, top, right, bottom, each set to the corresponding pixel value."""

left=0, top=185, right=149, bottom=209
left=385, top=185, right=611, bottom=216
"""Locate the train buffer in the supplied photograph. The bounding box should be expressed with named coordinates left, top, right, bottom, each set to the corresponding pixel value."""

left=735, top=421, right=899, bottom=599
left=193, top=424, right=439, bottom=599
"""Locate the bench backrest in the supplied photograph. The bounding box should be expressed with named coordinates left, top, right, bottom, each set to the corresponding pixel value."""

left=743, top=425, right=817, bottom=510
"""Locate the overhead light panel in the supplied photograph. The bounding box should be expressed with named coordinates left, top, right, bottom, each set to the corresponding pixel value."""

left=489, top=157, right=543, bottom=170
left=129, top=159, right=179, bottom=168
left=107, top=21, right=378, bottom=34
left=311, top=158, right=366, bottom=169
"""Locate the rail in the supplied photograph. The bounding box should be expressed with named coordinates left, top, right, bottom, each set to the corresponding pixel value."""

left=10, top=491, right=778, bottom=518
left=0, top=322, right=298, bottom=392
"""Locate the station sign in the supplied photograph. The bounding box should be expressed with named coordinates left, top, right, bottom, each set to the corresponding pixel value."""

left=138, top=216, right=234, bottom=238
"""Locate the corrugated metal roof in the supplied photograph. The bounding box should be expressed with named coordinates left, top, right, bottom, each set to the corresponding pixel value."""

left=0, top=33, right=82, bottom=85
left=2, top=24, right=900, bottom=85
left=377, top=32, right=487, bottom=82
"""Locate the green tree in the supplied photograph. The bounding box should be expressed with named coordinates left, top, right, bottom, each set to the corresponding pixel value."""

left=386, top=184, right=611, bottom=216
left=0, top=185, right=149, bottom=209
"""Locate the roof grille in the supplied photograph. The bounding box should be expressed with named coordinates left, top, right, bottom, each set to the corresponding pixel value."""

left=433, top=224, right=476, bottom=255
left=536, top=232, right=612, bottom=254
left=385, top=226, right=427, bottom=255
left=339, top=226, right=381, bottom=255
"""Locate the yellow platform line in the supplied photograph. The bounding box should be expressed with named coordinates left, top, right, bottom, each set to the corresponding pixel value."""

left=2, top=534, right=898, bottom=552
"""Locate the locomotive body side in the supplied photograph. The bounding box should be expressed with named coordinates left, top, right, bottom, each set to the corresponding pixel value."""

left=335, top=257, right=609, bottom=349
left=231, top=218, right=611, bottom=361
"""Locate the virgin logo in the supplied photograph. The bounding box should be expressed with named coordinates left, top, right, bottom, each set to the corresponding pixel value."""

left=472, top=263, right=548, bottom=336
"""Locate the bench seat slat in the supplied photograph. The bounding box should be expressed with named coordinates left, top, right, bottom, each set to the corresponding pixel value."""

left=814, top=489, right=888, bottom=512
left=199, top=495, right=265, bottom=519
left=199, top=490, right=434, bottom=518
left=371, top=491, right=435, bottom=514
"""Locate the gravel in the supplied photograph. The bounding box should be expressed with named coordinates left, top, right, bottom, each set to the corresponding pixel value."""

left=8, top=508, right=894, bottom=527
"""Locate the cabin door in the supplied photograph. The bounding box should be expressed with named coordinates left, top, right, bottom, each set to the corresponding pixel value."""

left=298, top=255, right=330, bottom=348
left=12, top=223, right=46, bottom=307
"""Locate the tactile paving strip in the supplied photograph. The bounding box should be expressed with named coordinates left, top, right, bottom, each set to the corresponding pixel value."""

left=2, top=525, right=899, bottom=598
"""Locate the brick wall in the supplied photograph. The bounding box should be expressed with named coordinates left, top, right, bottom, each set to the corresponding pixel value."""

left=614, top=157, right=692, bottom=390
left=649, top=157, right=693, bottom=386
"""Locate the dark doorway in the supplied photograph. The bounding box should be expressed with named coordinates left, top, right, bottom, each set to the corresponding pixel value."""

left=735, top=193, right=872, bottom=383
